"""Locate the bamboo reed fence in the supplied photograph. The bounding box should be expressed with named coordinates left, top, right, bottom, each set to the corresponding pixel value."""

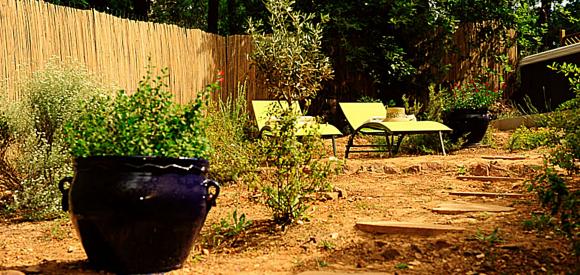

left=0, top=0, right=231, bottom=104
left=1, top=0, right=516, bottom=108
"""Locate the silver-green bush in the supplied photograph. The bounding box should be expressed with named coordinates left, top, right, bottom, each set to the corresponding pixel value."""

left=2, top=58, right=110, bottom=220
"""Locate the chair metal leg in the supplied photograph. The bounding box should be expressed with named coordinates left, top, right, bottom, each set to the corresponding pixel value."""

left=393, top=134, right=405, bottom=155
left=345, top=134, right=355, bottom=159
left=331, top=136, right=337, bottom=157
left=439, top=131, right=447, bottom=156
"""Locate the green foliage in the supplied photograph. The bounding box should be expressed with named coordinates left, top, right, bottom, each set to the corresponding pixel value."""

left=443, top=70, right=505, bottom=112
left=257, top=107, right=336, bottom=225
left=205, top=209, right=252, bottom=248
left=507, top=126, right=558, bottom=151
left=248, top=0, right=333, bottom=104
left=528, top=163, right=578, bottom=235
left=522, top=213, right=555, bottom=232
left=319, top=240, right=336, bottom=251
left=206, top=82, right=258, bottom=184
left=526, top=62, right=579, bottom=254
left=475, top=228, right=503, bottom=245
left=545, top=62, right=580, bottom=173
left=248, top=0, right=336, bottom=226
left=395, top=262, right=409, bottom=270
left=400, top=85, right=463, bottom=154
left=64, top=67, right=219, bottom=158
left=2, top=59, right=108, bottom=220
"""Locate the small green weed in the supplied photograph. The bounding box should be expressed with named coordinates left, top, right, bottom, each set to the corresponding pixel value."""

left=475, top=228, right=503, bottom=245
left=457, top=165, right=466, bottom=175
left=395, top=262, right=409, bottom=269
left=319, top=240, right=336, bottom=251
left=316, top=259, right=329, bottom=267
left=205, top=209, right=252, bottom=248
left=522, top=213, right=555, bottom=232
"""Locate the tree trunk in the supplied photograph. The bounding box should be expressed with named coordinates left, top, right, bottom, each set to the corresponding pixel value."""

left=208, top=0, right=218, bottom=33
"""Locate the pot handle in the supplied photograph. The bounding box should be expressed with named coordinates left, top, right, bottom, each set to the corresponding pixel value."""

left=203, top=179, right=220, bottom=208
left=58, top=177, right=73, bottom=212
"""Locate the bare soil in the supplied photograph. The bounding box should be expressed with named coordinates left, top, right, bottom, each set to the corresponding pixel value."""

left=1, top=135, right=578, bottom=274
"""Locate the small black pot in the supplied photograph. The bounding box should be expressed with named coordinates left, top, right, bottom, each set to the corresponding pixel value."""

left=59, top=156, right=219, bottom=274
left=444, top=109, right=492, bottom=145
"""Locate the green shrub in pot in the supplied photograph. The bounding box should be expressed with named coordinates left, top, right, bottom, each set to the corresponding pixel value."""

left=60, top=67, right=223, bottom=274
left=64, top=67, right=220, bottom=158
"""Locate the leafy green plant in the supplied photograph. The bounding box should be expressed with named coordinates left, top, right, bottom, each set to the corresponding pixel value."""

left=522, top=213, right=555, bottom=232
left=206, top=81, right=258, bottom=184
left=507, top=126, right=558, bottom=151
left=319, top=240, right=335, bottom=251
left=257, top=108, right=335, bottom=225
left=443, top=69, right=505, bottom=112
left=248, top=0, right=333, bottom=103
left=64, top=66, right=220, bottom=158
left=528, top=163, right=577, bottom=234
left=2, top=59, right=109, bottom=220
left=248, top=0, right=336, bottom=226
left=475, top=228, right=503, bottom=245
left=205, top=209, right=252, bottom=248
left=400, top=85, right=464, bottom=154
left=395, top=262, right=409, bottom=270
left=525, top=61, right=580, bottom=256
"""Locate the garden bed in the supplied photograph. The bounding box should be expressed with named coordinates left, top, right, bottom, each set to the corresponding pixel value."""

left=0, top=136, right=577, bottom=274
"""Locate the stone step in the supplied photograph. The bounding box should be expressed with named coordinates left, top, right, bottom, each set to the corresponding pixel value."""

left=481, top=155, right=527, bottom=160
left=432, top=201, right=515, bottom=214
left=355, top=221, right=464, bottom=236
left=457, top=175, right=524, bottom=182
left=448, top=191, right=526, bottom=198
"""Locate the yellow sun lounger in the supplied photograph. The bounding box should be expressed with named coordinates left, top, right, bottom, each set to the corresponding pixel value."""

left=339, top=102, right=452, bottom=158
left=252, top=100, right=343, bottom=156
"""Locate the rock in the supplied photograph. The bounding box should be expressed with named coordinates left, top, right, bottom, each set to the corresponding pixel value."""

left=434, top=240, right=452, bottom=249
left=383, top=165, right=400, bottom=174
left=409, top=260, right=422, bottom=266
left=319, top=192, right=339, bottom=201
left=403, top=165, right=422, bottom=174
left=422, top=162, right=445, bottom=172
left=22, top=266, right=41, bottom=274
left=333, top=187, right=347, bottom=198
left=67, top=246, right=76, bottom=253
left=202, top=249, right=210, bottom=255
left=0, top=270, right=26, bottom=275
left=381, top=248, right=401, bottom=260
left=329, top=232, right=339, bottom=239
left=470, top=163, right=489, bottom=176
left=476, top=253, right=485, bottom=259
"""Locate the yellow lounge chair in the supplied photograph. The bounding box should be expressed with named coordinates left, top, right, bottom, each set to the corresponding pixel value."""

left=252, top=100, right=342, bottom=156
left=339, top=102, right=452, bottom=158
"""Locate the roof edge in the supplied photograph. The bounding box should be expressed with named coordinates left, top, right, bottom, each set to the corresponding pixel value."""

left=520, top=43, right=580, bottom=66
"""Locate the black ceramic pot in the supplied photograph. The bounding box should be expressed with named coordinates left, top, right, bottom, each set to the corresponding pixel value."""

left=444, top=109, right=492, bottom=145
left=59, top=156, right=219, bottom=274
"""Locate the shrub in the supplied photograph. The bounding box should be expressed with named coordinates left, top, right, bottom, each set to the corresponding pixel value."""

left=248, top=0, right=336, bottom=225
left=400, top=84, right=463, bottom=154
left=257, top=107, right=336, bottom=224
left=507, top=126, right=558, bottom=151
left=64, top=67, right=218, bottom=158
left=528, top=62, right=579, bottom=254
left=206, top=82, right=258, bottom=184
left=3, top=59, right=109, bottom=220
left=203, top=209, right=253, bottom=248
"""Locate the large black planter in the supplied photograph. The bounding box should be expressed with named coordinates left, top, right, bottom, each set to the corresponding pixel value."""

left=444, top=109, right=492, bottom=145
left=59, top=156, right=219, bottom=274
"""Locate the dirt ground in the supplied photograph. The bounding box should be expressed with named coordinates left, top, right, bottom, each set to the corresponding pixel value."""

left=1, top=134, right=578, bottom=274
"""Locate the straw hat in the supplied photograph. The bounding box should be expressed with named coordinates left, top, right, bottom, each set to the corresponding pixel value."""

left=384, top=107, right=416, bottom=122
